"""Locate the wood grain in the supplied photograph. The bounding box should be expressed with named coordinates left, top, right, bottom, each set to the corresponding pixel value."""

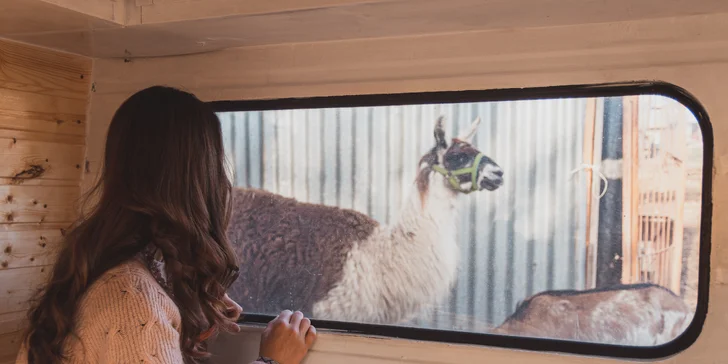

left=0, top=137, right=84, bottom=181
left=0, top=266, right=50, bottom=314
left=0, top=87, right=88, bottom=117
left=0, top=331, right=21, bottom=364
left=0, top=185, right=80, bottom=224
left=0, top=108, right=85, bottom=136
left=0, top=129, right=84, bottom=145
left=0, top=39, right=91, bottom=100
left=0, top=24, right=89, bottom=364
left=6, top=0, right=728, bottom=58
left=0, top=223, right=69, bottom=271
left=79, top=10, right=728, bottom=364
left=0, top=0, right=118, bottom=36
left=37, top=0, right=124, bottom=24
left=133, top=0, right=395, bottom=24
left=0, top=311, right=25, bottom=336
left=621, top=96, right=640, bottom=284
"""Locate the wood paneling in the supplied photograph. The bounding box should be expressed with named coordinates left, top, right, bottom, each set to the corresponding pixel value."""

left=0, top=138, right=85, bottom=181
left=0, top=88, right=89, bottom=116
left=5, top=0, right=728, bottom=58
left=78, top=12, right=726, bottom=364
left=0, top=223, right=68, bottom=271
left=0, top=0, right=117, bottom=37
left=0, top=39, right=90, bottom=363
left=0, top=332, right=21, bottom=364
left=0, top=184, right=80, bottom=224
left=0, top=311, right=25, bottom=336
left=130, top=0, right=396, bottom=25
left=0, top=129, right=85, bottom=145
left=0, top=109, right=86, bottom=136
left=0, top=266, right=51, bottom=313
left=38, top=0, right=124, bottom=24
left=0, top=39, right=92, bottom=100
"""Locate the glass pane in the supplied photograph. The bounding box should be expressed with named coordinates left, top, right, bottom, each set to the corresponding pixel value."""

left=218, top=94, right=702, bottom=347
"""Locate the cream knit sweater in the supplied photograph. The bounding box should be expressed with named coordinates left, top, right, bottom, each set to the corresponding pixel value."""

left=15, top=259, right=264, bottom=364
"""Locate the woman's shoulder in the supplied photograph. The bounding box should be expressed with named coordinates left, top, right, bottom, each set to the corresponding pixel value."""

left=77, top=259, right=181, bottom=331
left=62, top=259, right=184, bottom=362
left=15, top=260, right=184, bottom=364
left=95, top=259, right=160, bottom=286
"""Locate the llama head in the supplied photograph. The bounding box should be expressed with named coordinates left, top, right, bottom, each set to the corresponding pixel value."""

left=419, top=116, right=503, bottom=193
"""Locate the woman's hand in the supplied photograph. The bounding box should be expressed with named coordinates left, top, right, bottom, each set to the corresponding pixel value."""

left=259, top=310, right=317, bottom=364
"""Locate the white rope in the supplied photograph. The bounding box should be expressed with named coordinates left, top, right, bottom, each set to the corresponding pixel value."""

left=569, top=163, right=609, bottom=199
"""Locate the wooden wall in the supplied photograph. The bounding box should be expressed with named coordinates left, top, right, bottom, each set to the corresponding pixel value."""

left=85, top=13, right=728, bottom=364
left=0, top=39, right=91, bottom=363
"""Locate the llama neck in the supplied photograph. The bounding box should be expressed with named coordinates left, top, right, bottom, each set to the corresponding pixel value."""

left=392, top=170, right=460, bottom=236
left=311, top=171, right=465, bottom=324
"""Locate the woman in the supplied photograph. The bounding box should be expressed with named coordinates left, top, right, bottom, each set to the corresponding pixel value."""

left=17, top=86, right=316, bottom=364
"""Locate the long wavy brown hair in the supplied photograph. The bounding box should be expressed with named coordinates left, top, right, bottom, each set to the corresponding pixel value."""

left=23, top=86, right=239, bottom=363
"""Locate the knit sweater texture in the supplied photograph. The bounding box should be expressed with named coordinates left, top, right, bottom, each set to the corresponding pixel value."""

left=15, top=259, right=263, bottom=364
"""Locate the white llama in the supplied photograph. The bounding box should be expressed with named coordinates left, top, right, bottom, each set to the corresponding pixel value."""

left=227, top=116, right=503, bottom=324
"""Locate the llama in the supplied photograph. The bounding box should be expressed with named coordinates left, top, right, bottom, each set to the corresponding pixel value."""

left=226, top=116, right=504, bottom=324
left=491, top=283, right=693, bottom=346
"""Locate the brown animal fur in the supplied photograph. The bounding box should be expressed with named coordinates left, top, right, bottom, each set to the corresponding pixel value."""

left=226, top=188, right=378, bottom=315
left=492, top=283, right=693, bottom=346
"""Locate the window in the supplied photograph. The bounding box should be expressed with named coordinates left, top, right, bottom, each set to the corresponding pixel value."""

left=211, top=82, right=711, bottom=359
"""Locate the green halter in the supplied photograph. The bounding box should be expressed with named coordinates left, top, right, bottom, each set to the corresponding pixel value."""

left=431, top=153, right=485, bottom=194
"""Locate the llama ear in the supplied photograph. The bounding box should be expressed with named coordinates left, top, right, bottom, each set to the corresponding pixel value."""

left=457, top=117, right=481, bottom=144
left=434, top=116, right=448, bottom=149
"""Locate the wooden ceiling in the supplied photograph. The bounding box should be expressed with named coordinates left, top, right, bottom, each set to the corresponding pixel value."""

left=2, top=0, right=728, bottom=59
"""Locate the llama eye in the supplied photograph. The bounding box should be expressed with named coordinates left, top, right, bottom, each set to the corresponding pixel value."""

left=444, top=153, right=469, bottom=167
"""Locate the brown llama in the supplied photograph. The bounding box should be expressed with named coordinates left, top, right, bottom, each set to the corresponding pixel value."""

left=226, top=116, right=504, bottom=324
left=492, top=283, right=693, bottom=346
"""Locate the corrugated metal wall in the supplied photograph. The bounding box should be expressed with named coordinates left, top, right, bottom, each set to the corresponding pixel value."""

left=218, top=98, right=590, bottom=331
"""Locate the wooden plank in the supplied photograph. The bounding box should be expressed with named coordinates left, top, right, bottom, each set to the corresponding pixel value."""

left=581, top=98, right=597, bottom=288
left=621, top=96, right=640, bottom=284
left=0, top=185, right=80, bottom=224
left=0, top=178, right=77, bottom=188
left=583, top=98, right=604, bottom=289
left=0, top=311, right=25, bottom=336
left=87, top=13, right=728, bottom=95
left=0, top=88, right=88, bottom=116
left=0, top=39, right=92, bottom=100
left=0, top=137, right=85, bottom=181
left=621, top=95, right=632, bottom=284
left=0, top=108, right=85, bottom=136
left=67, top=0, right=728, bottom=59
left=134, top=0, right=396, bottom=24
left=38, top=0, right=125, bottom=24
left=0, top=223, right=68, bottom=271
left=581, top=98, right=596, bottom=280
left=0, top=331, right=22, bottom=364
left=0, top=0, right=118, bottom=36
left=0, top=265, right=51, bottom=314
left=0, top=129, right=84, bottom=145
left=670, top=106, right=687, bottom=295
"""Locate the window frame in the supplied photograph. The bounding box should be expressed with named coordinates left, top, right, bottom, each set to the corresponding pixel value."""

left=208, top=81, right=713, bottom=360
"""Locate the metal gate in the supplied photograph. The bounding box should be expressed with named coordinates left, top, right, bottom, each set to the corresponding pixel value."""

left=621, top=95, right=688, bottom=294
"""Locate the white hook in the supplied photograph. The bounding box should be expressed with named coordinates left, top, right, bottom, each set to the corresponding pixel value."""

left=569, top=163, right=609, bottom=199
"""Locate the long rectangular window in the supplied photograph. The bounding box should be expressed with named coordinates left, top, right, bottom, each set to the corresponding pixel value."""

left=211, top=82, right=711, bottom=359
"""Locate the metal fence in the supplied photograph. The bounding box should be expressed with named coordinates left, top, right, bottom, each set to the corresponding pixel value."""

left=218, top=98, right=590, bottom=330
